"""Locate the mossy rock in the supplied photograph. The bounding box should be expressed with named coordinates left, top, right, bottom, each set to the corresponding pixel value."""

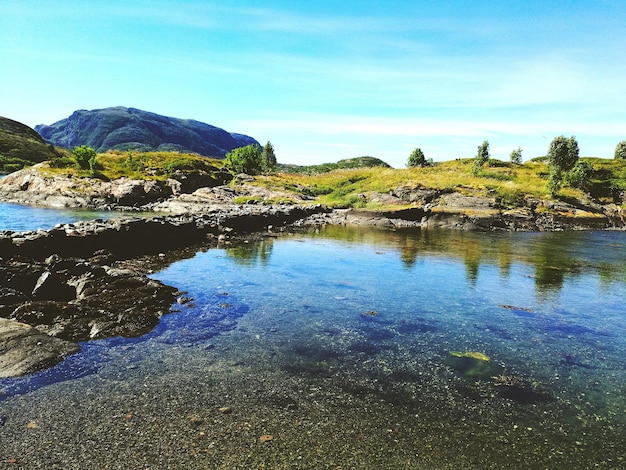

left=445, top=351, right=503, bottom=380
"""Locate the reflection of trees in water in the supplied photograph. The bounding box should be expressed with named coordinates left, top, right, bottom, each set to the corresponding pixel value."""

left=302, top=226, right=626, bottom=295
left=225, top=238, right=274, bottom=266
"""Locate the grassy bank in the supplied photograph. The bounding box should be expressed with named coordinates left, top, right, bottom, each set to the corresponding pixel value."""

left=35, top=150, right=626, bottom=210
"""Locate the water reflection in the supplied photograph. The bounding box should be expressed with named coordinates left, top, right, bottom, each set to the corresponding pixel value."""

left=287, top=226, right=626, bottom=295
left=225, top=238, right=275, bottom=266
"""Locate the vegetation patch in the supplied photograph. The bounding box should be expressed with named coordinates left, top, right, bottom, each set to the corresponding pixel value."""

left=41, top=150, right=225, bottom=181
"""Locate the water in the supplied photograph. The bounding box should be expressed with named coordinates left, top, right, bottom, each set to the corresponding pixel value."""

left=1, top=226, right=625, bottom=468
left=0, top=201, right=155, bottom=232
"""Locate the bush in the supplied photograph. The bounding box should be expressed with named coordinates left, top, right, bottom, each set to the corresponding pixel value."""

left=565, top=160, right=594, bottom=191
left=224, top=144, right=263, bottom=175
left=548, top=136, right=579, bottom=172
left=72, top=146, right=97, bottom=170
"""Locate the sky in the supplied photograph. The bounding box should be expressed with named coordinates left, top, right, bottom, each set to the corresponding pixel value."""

left=1, top=0, right=625, bottom=167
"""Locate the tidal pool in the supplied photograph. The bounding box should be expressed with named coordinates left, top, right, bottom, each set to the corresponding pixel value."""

left=1, top=226, right=624, bottom=469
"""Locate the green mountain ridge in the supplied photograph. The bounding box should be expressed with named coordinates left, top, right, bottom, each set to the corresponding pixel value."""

left=35, top=106, right=259, bottom=158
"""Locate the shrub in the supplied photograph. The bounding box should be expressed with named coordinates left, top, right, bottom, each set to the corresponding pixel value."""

left=49, top=157, right=76, bottom=168
left=548, top=136, right=579, bottom=172
left=224, top=144, right=263, bottom=175
left=565, top=160, right=593, bottom=191
left=72, top=146, right=97, bottom=170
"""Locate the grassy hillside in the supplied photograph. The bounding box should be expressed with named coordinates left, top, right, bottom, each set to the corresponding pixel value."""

left=42, top=150, right=226, bottom=181
left=0, top=116, right=64, bottom=173
left=278, top=156, right=391, bottom=174
left=34, top=150, right=626, bottom=210
left=255, top=158, right=626, bottom=209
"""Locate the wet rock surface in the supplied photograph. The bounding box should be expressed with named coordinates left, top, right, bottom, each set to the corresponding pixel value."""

left=0, top=252, right=179, bottom=377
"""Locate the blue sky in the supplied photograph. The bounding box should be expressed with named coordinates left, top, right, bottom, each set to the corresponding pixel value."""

left=1, top=1, right=625, bottom=167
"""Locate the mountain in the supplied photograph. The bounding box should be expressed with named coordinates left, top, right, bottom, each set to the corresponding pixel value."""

left=35, top=107, right=259, bottom=158
left=0, top=116, right=61, bottom=172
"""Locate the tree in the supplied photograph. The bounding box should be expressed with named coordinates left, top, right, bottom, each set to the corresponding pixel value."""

left=224, top=144, right=263, bottom=175
left=510, top=147, right=523, bottom=165
left=615, top=140, right=626, bottom=160
left=472, top=140, right=490, bottom=175
left=547, top=135, right=579, bottom=196
left=261, top=141, right=277, bottom=174
left=72, top=146, right=97, bottom=171
left=407, top=147, right=427, bottom=167
left=548, top=135, right=579, bottom=172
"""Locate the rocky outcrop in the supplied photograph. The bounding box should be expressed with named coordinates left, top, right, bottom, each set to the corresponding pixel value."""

left=35, top=107, right=259, bottom=158
left=0, top=164, right=235, bottom=209
left=0, top=252, right=180, bottom=378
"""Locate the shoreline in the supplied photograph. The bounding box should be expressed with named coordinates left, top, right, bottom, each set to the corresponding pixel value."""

left=1, top=169, right=625, bottom=377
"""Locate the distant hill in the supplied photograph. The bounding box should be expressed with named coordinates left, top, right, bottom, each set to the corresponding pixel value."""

left=35, top=107, right=259, bottom=158
left=0, top=116, right=61, bottom=172
left=278, top=156, right=392, bottom=174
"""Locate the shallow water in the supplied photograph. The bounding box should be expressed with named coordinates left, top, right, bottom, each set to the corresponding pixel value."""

left=1, top=226, right=625, bottom=468
left=0, top=201, right=154, bottom=232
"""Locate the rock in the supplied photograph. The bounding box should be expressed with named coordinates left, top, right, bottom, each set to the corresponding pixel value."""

left=0, top=318, right=79, bottom=378
left=32, top=271, right=76, bottom=301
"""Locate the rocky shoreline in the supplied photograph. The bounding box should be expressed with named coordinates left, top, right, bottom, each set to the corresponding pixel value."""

left=1, top=166, right=625, bottom=377
left=0, top=206, right=327, bottom=378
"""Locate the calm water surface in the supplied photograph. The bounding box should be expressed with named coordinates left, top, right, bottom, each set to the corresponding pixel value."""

left=0, top=201, right=154, bottom=232
left=1, top=225, right=625, bottom=468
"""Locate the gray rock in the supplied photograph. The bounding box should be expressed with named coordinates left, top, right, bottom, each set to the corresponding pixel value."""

left=0, top=318, right=79, bottom=378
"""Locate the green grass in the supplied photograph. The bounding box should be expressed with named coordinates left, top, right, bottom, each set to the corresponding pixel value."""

left=256, top=158, right=624, bottom=209
left=34, top=151, right=626, bottom=210
left=42, top=150, right=226, bottom=181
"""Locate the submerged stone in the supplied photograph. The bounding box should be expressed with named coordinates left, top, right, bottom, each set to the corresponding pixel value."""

left=445, top=351, right=502, bottom=380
